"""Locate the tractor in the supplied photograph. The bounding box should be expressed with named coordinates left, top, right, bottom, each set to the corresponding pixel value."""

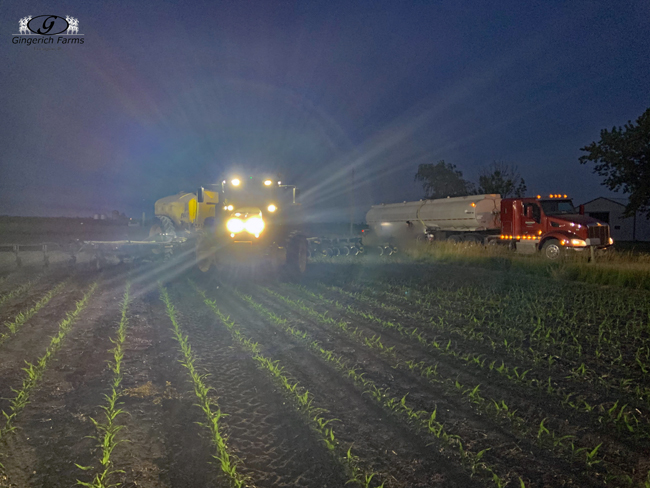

left=150, top=175, right=307, bottom=280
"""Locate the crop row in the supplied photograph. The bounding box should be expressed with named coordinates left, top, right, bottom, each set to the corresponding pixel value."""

left=318, top=281, right=650, bottom=440
left=266, top=285, right=640, bottom=485
left=159, top=285, right=247, bottom=488
left=358, top=278, right=650, bottom=377
left=0, top=283, right=97, bottom=469
left=76, top=283, right=132, bottom=488
left=188, top=281, right=385, bottom=488
left=0, top=275, right=41, bottom=308
left=236, top=290, right=520, bottom=486
left=0, top=280, right=67, bottom=346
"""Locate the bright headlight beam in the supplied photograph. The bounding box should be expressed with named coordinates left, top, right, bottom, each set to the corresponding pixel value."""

left=267, top=204, right=277, bottom=212
left=264, top=179, right=273, bottom=186
left=226, top=218, right=244, bottom=233
left=231, top=178, right=241, bottom=186
left=245, top=217, right=265, bottom=234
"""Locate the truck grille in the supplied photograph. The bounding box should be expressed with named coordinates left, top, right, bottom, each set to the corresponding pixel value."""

left=588, top=224, right=610, bottom=245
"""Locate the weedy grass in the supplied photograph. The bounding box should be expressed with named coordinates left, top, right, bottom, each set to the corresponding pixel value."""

left=0, top=282, right=97, bottom=460
left=76, top=283, right=131, bottom=488
left=315, top=242, right=650, bottom=290
left=0, top=281, right=67, bottom=346
left=189, top=281, right=385, bottom=488
left=159, top=285, right=247, bottom=488
left=406, top=242, right=650, bottom=290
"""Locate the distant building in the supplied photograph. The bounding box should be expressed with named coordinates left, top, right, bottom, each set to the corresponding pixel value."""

left=581, top=197, right=650, bottom=241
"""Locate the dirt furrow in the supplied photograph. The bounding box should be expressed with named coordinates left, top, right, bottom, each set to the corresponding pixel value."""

left=203, top=282, right=481, bottom=488
left=168, top=279, right=350, bottom=488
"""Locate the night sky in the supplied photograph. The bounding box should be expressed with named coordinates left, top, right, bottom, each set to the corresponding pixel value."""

left=2, top=0, right=649, bottom=221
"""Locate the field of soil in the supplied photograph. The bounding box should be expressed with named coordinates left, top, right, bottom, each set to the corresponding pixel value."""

left=1, top=256, right=650, bottom=488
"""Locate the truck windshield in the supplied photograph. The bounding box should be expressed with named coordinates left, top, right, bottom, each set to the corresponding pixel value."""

left=540, top=200, right=577, bottom=215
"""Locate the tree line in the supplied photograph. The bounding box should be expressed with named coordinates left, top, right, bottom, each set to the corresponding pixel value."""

left=415, top=107, right=650, bottom=217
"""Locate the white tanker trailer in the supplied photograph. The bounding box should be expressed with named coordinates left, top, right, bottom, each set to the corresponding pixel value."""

left=362, top=194, right=501, bottom=251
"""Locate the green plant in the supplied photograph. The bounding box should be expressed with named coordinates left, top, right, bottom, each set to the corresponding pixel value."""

left=76, top=283, right=131, bottom=488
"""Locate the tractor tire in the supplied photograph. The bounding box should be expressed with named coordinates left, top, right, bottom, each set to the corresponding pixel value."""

left=195, top=234, right=216, bottom=273
left=285, top=233, right=308, bottom=281
left=150, top=216, right=176, bottom=241
left=541, top=239, right=563, bottom=261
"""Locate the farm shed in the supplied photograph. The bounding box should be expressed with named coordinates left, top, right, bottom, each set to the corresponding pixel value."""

left=581, top=197, right=650, bottom=242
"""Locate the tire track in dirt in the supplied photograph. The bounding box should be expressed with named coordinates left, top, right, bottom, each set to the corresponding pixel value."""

left=206, top=283, right=479, bottom=488
left=168, top=279, right=348, bottom=488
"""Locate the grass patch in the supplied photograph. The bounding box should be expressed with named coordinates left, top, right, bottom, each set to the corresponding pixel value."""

left=314, top=242, right=650, bottom=290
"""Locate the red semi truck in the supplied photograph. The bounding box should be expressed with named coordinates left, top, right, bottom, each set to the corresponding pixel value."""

left=363, top=193, right=613, bottom=260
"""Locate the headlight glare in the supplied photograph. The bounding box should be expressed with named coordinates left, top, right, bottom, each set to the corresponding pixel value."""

left=245, top=217, right=265, bottom=234
left=267, top=204, right=277, bottom=212
left=570, top=239, right=587, bottom=247
left=226, top=218, right=244, bottom=233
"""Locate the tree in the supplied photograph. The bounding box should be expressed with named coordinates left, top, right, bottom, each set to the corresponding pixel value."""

left=414, top=160, right=474, bottom=199
left=477, top=162, right=527, bottom=198
left=579, top=107, right=650, bottom=217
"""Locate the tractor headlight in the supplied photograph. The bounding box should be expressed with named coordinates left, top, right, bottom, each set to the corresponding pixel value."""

left=570, top=239, right=587, bottom=247
left=226, top=218, right=244, bottom=233
left=245, top=217, right=265, bottom=235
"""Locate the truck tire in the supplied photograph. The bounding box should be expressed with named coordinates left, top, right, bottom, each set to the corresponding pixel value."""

left=285, top=233, right=308, bottom=281
left=541, top=239, right=563, bottom=260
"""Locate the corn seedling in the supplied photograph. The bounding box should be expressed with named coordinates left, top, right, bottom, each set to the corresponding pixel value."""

left=159, top=285, right=247, bottom=488
left=188, top=282, right=385, bottom=488
left=1, top=281, right=67, bottom=345
left=76, top=283, right=131, bottom=488
left=0, top=283, right=97, bottom=446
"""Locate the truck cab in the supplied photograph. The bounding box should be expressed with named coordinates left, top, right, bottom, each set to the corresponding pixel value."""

left=500, top=195, right=613, bottom=259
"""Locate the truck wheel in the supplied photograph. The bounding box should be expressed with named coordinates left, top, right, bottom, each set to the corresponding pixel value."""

left=542, top=239, right=563, bottom=260
left=285, top=234, right=308, bottom=281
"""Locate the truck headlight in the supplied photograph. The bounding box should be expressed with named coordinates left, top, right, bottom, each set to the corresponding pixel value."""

left=245, top=217, right=265, bottom=234
left=227, top=218, right=244, bottom=233
left=267, top=204, right=277, bottom=212
left=570, top=239, right=586, bottom=247
left=609, top=237, right=614, bottom=245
